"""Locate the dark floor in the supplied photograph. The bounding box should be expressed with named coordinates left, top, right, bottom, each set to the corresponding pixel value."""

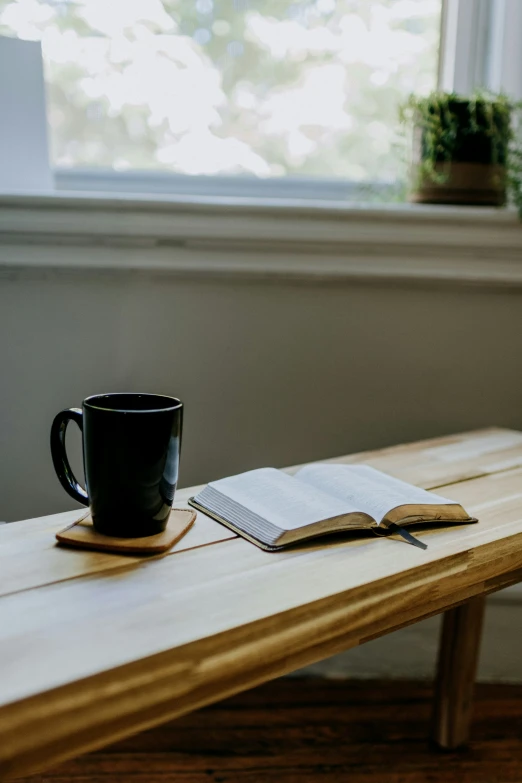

left=19, top=679, right=522, bottom=783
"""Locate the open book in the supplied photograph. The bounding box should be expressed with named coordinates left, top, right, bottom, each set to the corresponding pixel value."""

left=189, top=464, right=477, bottom=551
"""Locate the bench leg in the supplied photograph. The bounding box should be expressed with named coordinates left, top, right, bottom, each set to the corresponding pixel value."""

left=432, top=596, right=486, bottom=749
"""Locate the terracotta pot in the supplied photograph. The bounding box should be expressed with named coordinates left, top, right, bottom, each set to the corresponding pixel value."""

left=410, top=162, right=507, bottom=206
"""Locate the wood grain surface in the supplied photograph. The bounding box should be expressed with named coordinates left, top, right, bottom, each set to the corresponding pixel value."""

left=14, top=678, right=522, bottom=783
left=2, top=428, right=522, bottom=779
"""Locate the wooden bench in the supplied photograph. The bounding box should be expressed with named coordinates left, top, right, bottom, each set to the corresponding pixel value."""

left=2, top=427, right=522, bottom=780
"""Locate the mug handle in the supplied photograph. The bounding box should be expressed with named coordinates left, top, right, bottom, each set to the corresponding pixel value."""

left=50, top=408, right=89, bottom=506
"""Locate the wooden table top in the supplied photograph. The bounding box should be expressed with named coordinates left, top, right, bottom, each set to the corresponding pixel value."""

left=3, top=427, right=522, bottom=780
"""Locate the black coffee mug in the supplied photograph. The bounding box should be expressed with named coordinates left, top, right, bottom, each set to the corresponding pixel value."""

left=50, top=393, right=183, bottom=538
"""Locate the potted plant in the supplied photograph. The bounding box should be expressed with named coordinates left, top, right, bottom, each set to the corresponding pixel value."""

left=400, top=92, right=522, bottom=209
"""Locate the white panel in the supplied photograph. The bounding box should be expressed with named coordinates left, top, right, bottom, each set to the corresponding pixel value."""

left=0, top=36, right=53, bottom=192
left=491, top=0, right=522, bottom=99
left=439, top=0, right=492, bottom=94
left=439, top=0, right=460, bottom=91
left=451, top=0, right=474, bottom=93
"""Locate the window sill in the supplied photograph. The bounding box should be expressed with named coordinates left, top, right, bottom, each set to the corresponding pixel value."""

left=0, top=191, right=521, bottom=288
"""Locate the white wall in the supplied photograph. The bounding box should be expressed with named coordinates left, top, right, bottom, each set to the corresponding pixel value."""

left=2, top=262, right=522, bottom=522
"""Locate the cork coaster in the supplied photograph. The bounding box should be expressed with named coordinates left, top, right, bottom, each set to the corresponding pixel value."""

left=56, top=508, right=196, bottom=555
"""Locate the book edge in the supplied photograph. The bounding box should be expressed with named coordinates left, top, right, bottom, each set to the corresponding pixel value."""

left=188, top=498, right=284, bottom=551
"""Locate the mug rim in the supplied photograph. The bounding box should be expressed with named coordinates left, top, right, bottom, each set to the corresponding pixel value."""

left=84, top=393, right=183, bottom=413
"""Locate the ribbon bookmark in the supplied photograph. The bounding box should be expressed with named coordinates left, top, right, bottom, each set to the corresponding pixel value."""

left=387, top=523, right=428, bottom=550
left=373, top=524, right=428, bottom=550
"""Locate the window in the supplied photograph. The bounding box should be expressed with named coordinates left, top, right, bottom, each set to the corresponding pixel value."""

left=1, top=0, right=521, bottom=200
left=0, top=0, right=442, bottom=197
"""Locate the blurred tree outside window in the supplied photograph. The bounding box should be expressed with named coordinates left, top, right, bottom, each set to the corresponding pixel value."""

left=0, top=0, right=441, bottom=192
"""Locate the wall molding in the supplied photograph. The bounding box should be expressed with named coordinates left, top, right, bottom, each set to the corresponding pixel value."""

left=1, top=193, right=522, bottom=287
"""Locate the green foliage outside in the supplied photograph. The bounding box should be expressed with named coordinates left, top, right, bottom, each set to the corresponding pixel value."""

left=0, top=0, right=441, bottom=194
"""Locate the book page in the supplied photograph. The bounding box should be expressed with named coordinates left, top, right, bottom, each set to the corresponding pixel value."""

left=207, top=468, right=366, bottom=531
left=295, top=464, right=458, bottom=525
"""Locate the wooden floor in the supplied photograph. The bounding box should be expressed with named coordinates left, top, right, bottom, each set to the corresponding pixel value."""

left=16, top=678, right=522, bottom=783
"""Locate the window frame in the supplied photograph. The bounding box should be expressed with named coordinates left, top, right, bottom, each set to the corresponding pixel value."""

left=439, top=0, right=522, bottom=99
left=54, top=168, right=397, bottom=202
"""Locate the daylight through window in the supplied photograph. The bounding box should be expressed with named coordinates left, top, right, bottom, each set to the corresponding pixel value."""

left=0, top=0, right=442, bottom=187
